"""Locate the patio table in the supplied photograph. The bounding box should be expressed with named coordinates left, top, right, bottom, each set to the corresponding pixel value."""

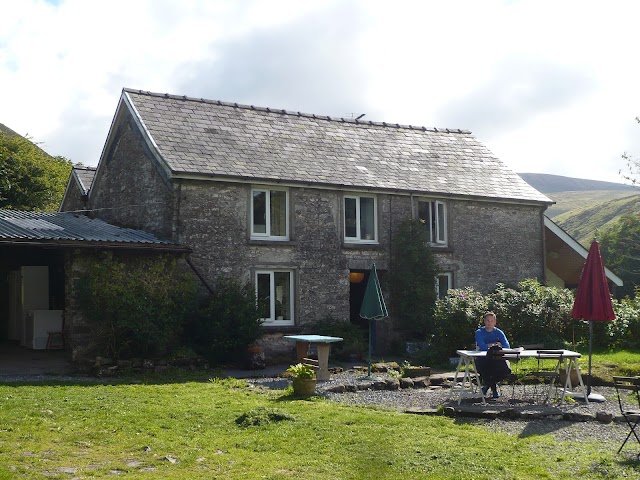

left=448, top=348, right=587, bottom=405
left=284, top=335, right=343, bottom=381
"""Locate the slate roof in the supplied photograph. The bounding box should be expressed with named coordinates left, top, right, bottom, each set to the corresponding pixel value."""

left=123, top=89, right=551, bottom=204
left=0, top=209, right=186, bottom=250
left=73, top=166, right=96, bottom=195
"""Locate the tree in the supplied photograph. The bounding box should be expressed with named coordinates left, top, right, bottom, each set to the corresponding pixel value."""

left=390, top=218, right=440, bottom=337
left=620, top=116, right=640, bottom=185
left=600, top=214, right=640, bottom=298
left=0, top=132, right=72, bottom=211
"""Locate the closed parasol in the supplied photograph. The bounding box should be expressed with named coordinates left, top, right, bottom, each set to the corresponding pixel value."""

left=571, top=239, right=615, bottom=401
left=359, top=263, right=388, bottom=378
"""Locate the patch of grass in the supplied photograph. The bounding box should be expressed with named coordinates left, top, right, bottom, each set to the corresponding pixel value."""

left=0, top=372, right=638, bottom=478
left=586, top=350, right=640, bottom=382
left=235, top=407, right=295, bottom=427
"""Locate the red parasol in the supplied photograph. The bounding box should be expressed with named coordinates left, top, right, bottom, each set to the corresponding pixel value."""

left=571, top=239, right=615, bottom=398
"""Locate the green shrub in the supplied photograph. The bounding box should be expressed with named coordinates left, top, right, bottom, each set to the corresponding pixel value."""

left=487, top=280, right=573, bottom=348
left=76, top=253, right=198, bottom=359
left=286, top=363, right=316, bottom=379
left=187, top=275, right=262, bottom=364
left=302, top=316, right=368, bottom=360
left=607, top=296, right=640, bottom=349
left=390, top=218, right=439, bottom=337
left=429, top=286, right=488, bottom=358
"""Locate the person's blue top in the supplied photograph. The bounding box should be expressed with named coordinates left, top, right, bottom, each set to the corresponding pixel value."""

left=475, top=327, right=510, bottom=351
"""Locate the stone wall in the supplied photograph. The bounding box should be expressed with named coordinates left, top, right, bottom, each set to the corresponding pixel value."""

left=437, top=200, right=545, bottom=292
left=87, top=112, right=175, bottom=240
left=64, top=250, right=95, bottom=361
left=59, top=178, right=86, bottom=213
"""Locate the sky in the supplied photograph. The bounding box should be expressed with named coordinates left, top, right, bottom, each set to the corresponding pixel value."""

left=1, top=0, right=640, bottom=183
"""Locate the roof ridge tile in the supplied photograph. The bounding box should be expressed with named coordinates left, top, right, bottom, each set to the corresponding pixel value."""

left=122, top=88, right=471, bottom=135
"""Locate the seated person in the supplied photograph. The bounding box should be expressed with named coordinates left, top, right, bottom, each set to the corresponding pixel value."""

left=474, top=311, right=511, bottom=398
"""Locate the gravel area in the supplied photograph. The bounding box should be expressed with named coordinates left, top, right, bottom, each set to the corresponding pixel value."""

left=248, top=368, right=640, bottom=456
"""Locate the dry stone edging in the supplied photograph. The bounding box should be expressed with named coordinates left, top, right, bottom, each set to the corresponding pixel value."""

left=325, top=375, right=435, bottom=394
left=324, top=369, right=625, bottom=425
left=87, top=356, right=208, bottom=377
left=407, top=405, right=627, bottom=424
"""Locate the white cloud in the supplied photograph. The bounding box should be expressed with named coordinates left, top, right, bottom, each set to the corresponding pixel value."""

left=1, top=0, right=639, bottom=183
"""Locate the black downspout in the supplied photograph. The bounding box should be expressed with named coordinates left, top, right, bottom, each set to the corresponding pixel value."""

left=185, top=255, right=214, bottom=294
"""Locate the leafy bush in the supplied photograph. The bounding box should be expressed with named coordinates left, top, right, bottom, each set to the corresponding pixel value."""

left=286, top=363, right=316, bottom=379
left=187, top=275, right=263, bottom=364
left=607, top=296, right=640, bottom=349
left=302, top=316, right=368, bottom=360
left=429, top=287, right=488, bottom=358
left=428, top=279, right=640, bottom=357
left=390, top=218, right=439, bottom=337
left=487, top=280, right=573, bottom=348
left=76, top=253, right=198, bottom=359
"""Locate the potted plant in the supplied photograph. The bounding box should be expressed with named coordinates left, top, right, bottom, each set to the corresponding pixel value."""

left=287, top=363, right=317, bottom=396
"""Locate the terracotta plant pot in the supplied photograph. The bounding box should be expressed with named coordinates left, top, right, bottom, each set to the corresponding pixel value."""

left=292, top=377, right=317, bottom=396
left=245, top=344, right=265, bottom=369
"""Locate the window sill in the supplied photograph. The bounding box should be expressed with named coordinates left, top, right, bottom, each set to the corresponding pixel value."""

left=430, top=245, right=453, bottom=253
left=261, top=324, right=299, bottom=332
left=249, top=239, right=296, bottom=246
left=342, top=242, right=383, bottom=250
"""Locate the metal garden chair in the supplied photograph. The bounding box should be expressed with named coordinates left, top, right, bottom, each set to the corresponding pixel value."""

left=613, top=376, right=640, bottom=458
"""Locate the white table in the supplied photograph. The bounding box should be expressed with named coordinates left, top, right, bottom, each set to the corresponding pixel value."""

left=284, top=335, right=343, bottom=381
left=448, top=349, right=588, bottom=405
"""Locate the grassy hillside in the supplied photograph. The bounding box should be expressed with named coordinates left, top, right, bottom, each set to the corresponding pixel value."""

left=0, top=122, right=20, bottom=137
left=545, top=190, right=638, bottom=217
left=519, top=172, right=637, bottom=193
left=553, top=193, right=640, bottom=246
left=0, top=122, right=53, bottom=159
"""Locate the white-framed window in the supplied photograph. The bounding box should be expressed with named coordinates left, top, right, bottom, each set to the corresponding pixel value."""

left=251, top=187, right=289, bottom=240
left=255, top=270, right=294, bottom=326
left=344, top=194, right=377, bottom=243
left=436, top=272, right=453, bottom=299
left=417, top=199, right=447, bottom=246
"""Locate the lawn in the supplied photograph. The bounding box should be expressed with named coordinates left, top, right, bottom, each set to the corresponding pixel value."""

left=0, top=367, right=638, bottom=479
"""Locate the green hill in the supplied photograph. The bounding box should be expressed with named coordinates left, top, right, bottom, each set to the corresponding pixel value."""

left=0, top=122, right=54, bottom=159
left=544, top=190, right=638, bottom=217
left=0, top=123, right=20, bottom=137
left=553, top=193, right=640, bottom=246
left=519, top=172, right=637, bottom=193
left=517, top=173, right=639, bottom=244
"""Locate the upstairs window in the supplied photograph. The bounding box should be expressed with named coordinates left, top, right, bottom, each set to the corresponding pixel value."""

left=344, top=195, right=377, bottom=243
left=418, top=199, right=447, bottom=246
left=256, top=270, right=294, bottom=326
left=251, top=188, right=288, bottom=240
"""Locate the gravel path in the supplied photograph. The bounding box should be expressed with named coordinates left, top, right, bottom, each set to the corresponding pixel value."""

left=248, top=368, right=640, bottom=456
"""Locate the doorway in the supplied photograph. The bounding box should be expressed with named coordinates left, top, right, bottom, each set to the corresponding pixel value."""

left=0, top=246, right=65, bottom=348
left=349, top=269, right=370, bottom=327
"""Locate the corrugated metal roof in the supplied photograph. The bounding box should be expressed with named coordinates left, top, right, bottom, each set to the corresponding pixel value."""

left=0, top=209, right=181, bottom=248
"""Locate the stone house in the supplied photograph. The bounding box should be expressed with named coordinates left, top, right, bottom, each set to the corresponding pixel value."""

left=60, top=88, right=555, bottom=358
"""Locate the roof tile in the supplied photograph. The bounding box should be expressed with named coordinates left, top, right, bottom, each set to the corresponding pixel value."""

left=123, top=89, right=551, bottom=203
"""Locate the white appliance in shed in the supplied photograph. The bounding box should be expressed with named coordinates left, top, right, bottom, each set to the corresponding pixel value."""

left=8, top=266, right=63, bottom=349
left=26, top=310, right=63, bottom=350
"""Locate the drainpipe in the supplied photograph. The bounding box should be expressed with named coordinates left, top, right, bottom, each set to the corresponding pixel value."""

left=185, top=255, right=214, bottom=294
